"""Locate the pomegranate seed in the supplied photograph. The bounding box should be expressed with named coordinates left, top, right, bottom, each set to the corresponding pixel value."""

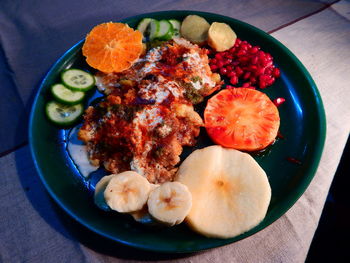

left=273, top=97, right=286, bottom=107
left=235, top=38, right=241, bottom=45
left=235, top=66, right=243, bottom=76
left=226, top=54, right=233, bottom=59
left=237, top=50, right=247, bottom=57
left=267, top=76, right=275, bottom=85
left=251, top=56, right=258, bottom=65
left=249, top=65, right=258, bottom=72
left=220, top=67, right=228, bottom=75
left=217, top=60, right=224, bottom=68
left=226, top=65, right=233, bottom=71
left=227, top=71, right=236, bottom=78
left=239, top=56, right=250, bottom=63
left=210, top=58, right=217, bottom=64
left=264, top=66, right=273, bottom=75
left=242, top=82, right=251, bottom=88
left=230, top=76, right=238, bottom=85
left=215, top=53, right=222, bottom=60
left=272, top=67, right=280, bottom=78
left=250, top=47, right=259, bottom=54
left=243, top=72, right=251, bottom=79
left=249, top=76, right=257, bottom=84
left=210, top=64, right=218, bottom=71
left=224, top=59, right=232, bottom=65
left=255, top=67, right=265, bottom=76
left=232, top=61, right=240, bottom=66
left=265, top=53, right=273, bottom=61
left=229, top=47, right=236, bottom=54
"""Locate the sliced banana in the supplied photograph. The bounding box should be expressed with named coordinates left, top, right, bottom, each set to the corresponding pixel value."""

left=147, top=182, right=192, bottom=226
left=175, top=145, right=271, bottom=239
left=104, top=171, right=151, bottom=213
left=94, top=174, right=116, bottom=211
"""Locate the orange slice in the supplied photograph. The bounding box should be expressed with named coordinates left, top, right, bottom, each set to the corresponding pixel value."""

left=82, top=22, right=143, bottom=73
left=204, top=88, right=280, bottom=151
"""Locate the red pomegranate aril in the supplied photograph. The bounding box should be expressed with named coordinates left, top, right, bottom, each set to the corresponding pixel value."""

left=237, top=50, right=247, bottom=57
left=210, top=64, right=218, bottom=71
left=235, top=66, right=243, bottom=76
left=272, top=67, right=280, bottom=78
left=230, top=76, right=238, bottom=85
left=227, top=71, right=236, bottom=78
left=217, top=60, right=224, bottom=68
left=235, top=38, right=241, bottom=45
left=249, top=76, right=257, bottom=84
left=264, top=66, right=273, bottom=75
left=267, top=76, right=275, bottom=85
left=220, top=67, right=228, bottom=75
left=239, top=56, right=250, bottom=63
left=250, top=47, right=259, bottom=54
left=224, top=59, right=232, bottom=65
left=226, top=65, right=233, bottom=71
left=242, top=82, right=251, bottom=88
left=273, top=97, right=286, bottom=107
left=210, top=58, right=217, bottom=64
left=215, top=53, right=223, bottom=60
left=232, top=61, right=240, bottom=66
left=251, top=56, right=259, bottom=65
left=249, top=65, right=258, bottom=72
left=243, top=71, right=251, bottom=79
left=255, top=67, right=265, bottom=76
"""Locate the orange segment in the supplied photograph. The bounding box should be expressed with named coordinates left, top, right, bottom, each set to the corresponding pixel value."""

left=82, top=22, right=143, bottom=73
left=204, top=88, right=280, bottom=151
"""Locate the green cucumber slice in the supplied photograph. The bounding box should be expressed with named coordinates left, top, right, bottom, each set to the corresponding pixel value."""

left=137, top=18, right=153, bottom=35
left=51, top=83, right=85, bottom=105
left=169, top=19, right=181, bottom=37
left=46, top=101, right=83, bottom=126
left=157, top=20, right=174, bottom=40
left=61, top=69, right=95, bottom=91
left=149, top=20, right=160, bottom=40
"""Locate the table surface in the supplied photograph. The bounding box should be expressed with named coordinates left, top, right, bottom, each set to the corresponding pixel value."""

left=1, top=0, right=349, bottom=262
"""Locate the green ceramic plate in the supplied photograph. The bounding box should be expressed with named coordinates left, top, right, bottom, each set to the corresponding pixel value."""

left=29, top=11, right=326, bottom=253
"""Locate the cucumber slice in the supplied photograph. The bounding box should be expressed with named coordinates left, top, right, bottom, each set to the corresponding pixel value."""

left=61, top=69, right=95, bottom=91
left=169, top=19, right=181, bottom=37
left=137, top=18, right=153, bottom=35
left=149, top=20, right=160, bottom=40
left=157, top=20, right=174, bottom=40
left=51, top=83, right=85, bottom=105
left=46, top=101, right=83, bottom=126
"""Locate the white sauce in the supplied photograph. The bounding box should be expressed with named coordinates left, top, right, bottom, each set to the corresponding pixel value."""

left=67, top=126, right=99, bottom=177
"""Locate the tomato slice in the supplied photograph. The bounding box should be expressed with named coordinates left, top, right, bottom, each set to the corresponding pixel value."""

left=204, top=88, right=280, bottom=151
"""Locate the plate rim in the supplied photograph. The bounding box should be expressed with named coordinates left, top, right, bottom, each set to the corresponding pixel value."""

left=28, top=10, right=326, bottom=253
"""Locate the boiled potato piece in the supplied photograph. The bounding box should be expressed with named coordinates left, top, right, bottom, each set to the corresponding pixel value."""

left=208, top=22, right=237, bottom=51
left=180, top=15, right=210, bottom=44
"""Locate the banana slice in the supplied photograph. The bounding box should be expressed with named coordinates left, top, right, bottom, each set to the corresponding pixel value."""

left=130, top=183, right=159, bottom=225
left=175, top=145, right=271, bottom=239
left=104, top=171, right=151, bottom=213
left=94, top=174, right=116, bottom=211
left=147, top=182, right=192, bottom=226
